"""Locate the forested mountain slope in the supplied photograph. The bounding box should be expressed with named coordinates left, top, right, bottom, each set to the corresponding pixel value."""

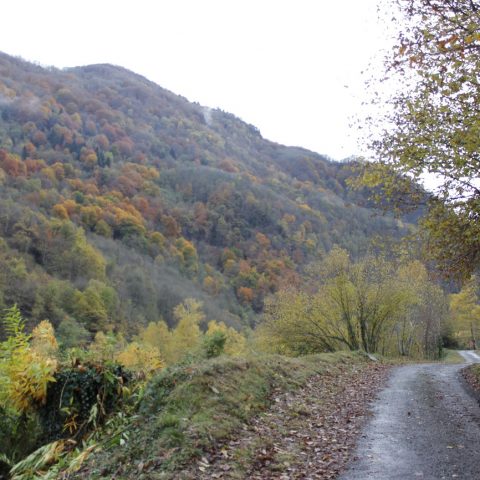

left=0, top=52, right=408, bottom=334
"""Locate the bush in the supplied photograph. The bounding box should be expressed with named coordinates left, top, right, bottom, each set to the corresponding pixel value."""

left=37, top=363, right=131, bottom=443
left=202, top=331, right=226, bottom=358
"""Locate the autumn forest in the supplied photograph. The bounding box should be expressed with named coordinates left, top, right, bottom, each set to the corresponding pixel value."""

left=1, top=6, right=480, bottom=473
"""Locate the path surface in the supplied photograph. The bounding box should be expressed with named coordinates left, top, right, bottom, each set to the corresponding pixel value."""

left=340, top=351, right=480, bottom=480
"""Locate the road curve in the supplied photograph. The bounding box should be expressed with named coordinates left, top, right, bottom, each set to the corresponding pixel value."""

left=339, top=351, right=480, bottom=480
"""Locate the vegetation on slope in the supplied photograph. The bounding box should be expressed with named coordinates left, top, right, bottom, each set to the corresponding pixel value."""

left=1, top=302, right=381, bottom=479
left=71, top=351, right=375, bottom=479
left=0, top=51, right=408, bottom=340
left=0, top=303, right=245, bottom=478
left=1, top=47, right=477, bottom=480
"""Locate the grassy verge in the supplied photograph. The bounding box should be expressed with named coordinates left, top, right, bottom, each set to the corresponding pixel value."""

left=441, top=349, right=465, bottom=364
left=71, top=351, right=371, bottom=479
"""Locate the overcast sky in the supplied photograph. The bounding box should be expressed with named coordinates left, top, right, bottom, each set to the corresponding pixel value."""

left=0, top=0, right=394, bottom=160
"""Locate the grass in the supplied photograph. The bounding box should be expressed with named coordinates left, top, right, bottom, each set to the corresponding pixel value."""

left=384, top=349, right=465, bottom=365
left=71, top=351, right=369, bottom=479
left=440, top=349, right=465, bottom=364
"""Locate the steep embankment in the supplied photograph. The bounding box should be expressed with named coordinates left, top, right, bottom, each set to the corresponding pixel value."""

left=71, top=352, right=390, bottom=479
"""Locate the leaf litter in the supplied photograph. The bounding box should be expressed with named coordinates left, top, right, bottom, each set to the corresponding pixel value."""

left=184, top=362, right=391, bottom=479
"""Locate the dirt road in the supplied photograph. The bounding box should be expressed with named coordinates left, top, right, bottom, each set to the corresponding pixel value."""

left=340, top=351, right=480, bottom=479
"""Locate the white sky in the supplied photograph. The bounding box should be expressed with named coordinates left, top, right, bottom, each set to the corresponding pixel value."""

left=0, top=0, right=394, bottom=160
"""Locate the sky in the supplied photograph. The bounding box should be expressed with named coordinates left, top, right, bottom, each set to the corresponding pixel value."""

left=0, top=0, right=394, bottom=160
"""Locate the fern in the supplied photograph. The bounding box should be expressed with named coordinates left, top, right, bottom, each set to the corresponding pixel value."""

left=2, top=305, right=24, bottom=337
left=0, top=305, right=56, bottom=412
left=0, top=305, right=30, bottom=355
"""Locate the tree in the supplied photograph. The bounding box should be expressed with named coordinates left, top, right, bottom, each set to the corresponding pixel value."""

left=56, top=316, right=90, bottom=349
left=87, top=331, right=121, bottom=363
left=393, top=261, right=446, bottom=358
left=31, top=320, right=59, bottom=362
left=360, top=0, right=480, bottom=278
left=205, top=320, right=247, bottom=356
left=321, top=252, right=406, bottom=354
left=116, top=341, right=164, bottom=375
left=450, top=277, right=480, bottom=348
left=72, top=284, right=109, bottom=333
left=138, top=320, right=174, bottom=365
left=259, top=288, right=338, bottom=355
left=259, top=249, right=444, bottom=357
left=259, top=249, right=398, bottom=355
left=170, top=298, right=204, bottom=362
left=36, top=220, right=106, bottom=282
left=201, top=330, right=227, bottom=358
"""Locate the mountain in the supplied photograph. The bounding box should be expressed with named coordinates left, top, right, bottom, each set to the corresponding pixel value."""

left=0, top=52, right=409, bottom=334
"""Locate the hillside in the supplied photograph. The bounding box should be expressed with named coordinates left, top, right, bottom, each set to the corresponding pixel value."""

left=0, top=52, right=408, bottom=335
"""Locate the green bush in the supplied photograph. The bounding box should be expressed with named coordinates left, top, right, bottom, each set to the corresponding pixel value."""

left=202, top=331, right=227, bottom=358
left=37, top=364, right=131, bottom=443
left=0, top=407, right=41, bottom=464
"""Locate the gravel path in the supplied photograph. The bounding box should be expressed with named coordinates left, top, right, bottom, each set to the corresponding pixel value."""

left=340, top=351, right=480, bottom=480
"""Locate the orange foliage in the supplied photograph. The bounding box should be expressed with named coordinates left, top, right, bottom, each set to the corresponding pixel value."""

left=238, top=260, right=252, bottom=275
left=116, top=175, right=139, bottom=197
left=237, top=286, right=254, bottom=304
left=83, top=182, right=99, bottom=196
left=122, top=163, right=159, bottom=181
left=255, top=232, right=271, bottom=248
left=93, top=134, right=110, bottom=150
left=218, top=158, right=239, bottom=173
left=25, top=158, right=46, bottom=174
left=194, top=202, right=208, bottom=226
left=68, top=178, right=99, bottom=195
left=133, top=197, right=151, bottom=218
left=161, top=215, right=180, bottom=238
left=114, top=138, right=134, bottom=156
left=62, top=199, right=78, bottom=216
left=80, top=147, right=98, bottom=169
left=0, top=151, right=26, bottom=177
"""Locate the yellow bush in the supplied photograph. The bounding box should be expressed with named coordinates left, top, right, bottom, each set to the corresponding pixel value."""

left=31, top=320, right=59, bottom=364
left=0, top=307, right=57, bottom=412
left=116, top=342, right=164, bottom=375
left=206, top=320, right=247, bottom=356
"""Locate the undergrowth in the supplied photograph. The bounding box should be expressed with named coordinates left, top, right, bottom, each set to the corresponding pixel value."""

left=70, top=351, right=367, bottom=479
